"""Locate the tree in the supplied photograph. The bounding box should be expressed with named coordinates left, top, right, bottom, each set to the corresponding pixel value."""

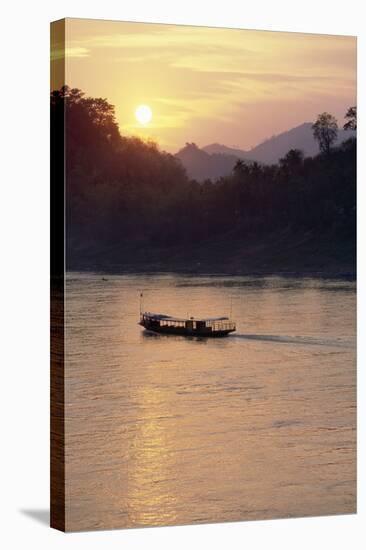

left=233, top=159, right=248, bottom=176
left=312, top=112, right=338, bottom=154
left=344, top=106, right=357, bottom=131
left=279, top=149, right=304, bottom=172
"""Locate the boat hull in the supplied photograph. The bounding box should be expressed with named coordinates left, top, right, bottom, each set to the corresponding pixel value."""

left=139, top=322, right=234, bottom=337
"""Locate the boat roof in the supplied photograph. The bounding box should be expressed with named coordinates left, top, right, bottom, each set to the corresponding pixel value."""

left=142, top=312, right=230, bottom=322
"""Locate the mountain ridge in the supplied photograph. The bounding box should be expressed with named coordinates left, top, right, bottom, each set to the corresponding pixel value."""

left=202, top=122, right=355, bottom=165
left=175, top=122, right=355, bottom=181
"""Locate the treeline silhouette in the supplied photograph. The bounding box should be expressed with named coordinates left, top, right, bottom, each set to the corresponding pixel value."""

left=51, top=87, right=356, bottom=274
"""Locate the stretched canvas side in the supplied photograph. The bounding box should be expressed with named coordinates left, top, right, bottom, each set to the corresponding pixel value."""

left=50, top=18, right=66, bottom=532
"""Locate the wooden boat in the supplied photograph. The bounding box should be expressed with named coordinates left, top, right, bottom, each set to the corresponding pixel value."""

left=139, top=312, right=236, bottom=337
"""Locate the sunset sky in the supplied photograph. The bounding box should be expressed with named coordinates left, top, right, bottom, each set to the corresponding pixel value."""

left=59, top=18, right=356, bottom=152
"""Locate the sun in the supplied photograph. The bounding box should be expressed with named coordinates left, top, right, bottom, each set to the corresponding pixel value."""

left=135, top=104, right=152, bottom=125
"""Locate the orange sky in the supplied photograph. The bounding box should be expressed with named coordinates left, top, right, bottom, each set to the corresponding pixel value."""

left=56, top=18, right=356, bottom=153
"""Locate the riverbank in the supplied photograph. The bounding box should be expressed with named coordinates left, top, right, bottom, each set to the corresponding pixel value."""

left=67, top=227, right=356, bottom=279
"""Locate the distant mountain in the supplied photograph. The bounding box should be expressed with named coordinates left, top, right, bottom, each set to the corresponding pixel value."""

left=176, top=124, right=356, bottom=181
left=203, top=143, right=252, bottom=160
left=175, top=143, right=240, bottom=181
left=203, top=123, right=356, bottom=165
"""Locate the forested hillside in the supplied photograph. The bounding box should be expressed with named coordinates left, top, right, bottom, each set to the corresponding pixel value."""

left=51, top=87, right=356, bottom=276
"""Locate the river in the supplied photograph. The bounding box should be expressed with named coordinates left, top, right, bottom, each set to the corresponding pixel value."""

left=64, top=272, right=356, bottom=531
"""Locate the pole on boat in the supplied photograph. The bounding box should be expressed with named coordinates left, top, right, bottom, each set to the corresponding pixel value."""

left=140, top=292, right=143, bottom=316
left=230, top=295, right=233, bottom=319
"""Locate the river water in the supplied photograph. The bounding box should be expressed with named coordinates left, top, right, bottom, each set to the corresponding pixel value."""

left=64, top=272, right=356, bottom=531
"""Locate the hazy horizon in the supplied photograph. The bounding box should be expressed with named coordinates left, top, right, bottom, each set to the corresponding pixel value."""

left=56, top=18, right=356, bottom=153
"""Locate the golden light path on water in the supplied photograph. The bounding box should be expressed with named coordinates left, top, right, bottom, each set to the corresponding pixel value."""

left=64, top=273, right=356, bottom=531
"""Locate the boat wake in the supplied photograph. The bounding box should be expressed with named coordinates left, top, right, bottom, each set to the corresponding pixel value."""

left=233, top=333, right=352, bottom=348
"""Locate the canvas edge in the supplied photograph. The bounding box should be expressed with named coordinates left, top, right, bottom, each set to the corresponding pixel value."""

left=50, top=18, right=66, bottom=532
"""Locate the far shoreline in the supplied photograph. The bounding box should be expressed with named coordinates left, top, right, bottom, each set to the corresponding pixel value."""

left=65, top=265, right=356, bottom=281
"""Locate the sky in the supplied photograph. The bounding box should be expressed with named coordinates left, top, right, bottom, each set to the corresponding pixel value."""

left=57, top=18, right=356, bottom=153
